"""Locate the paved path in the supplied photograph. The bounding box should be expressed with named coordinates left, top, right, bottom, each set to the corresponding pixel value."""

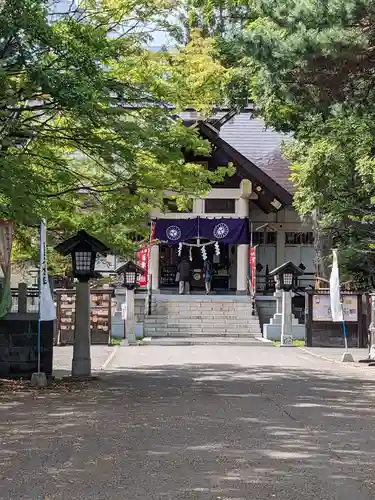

left=2, top=345, right=375, bottom=499
left=299, top=346, right=370, bottom=363
left=53, top=345, right=116, bottom=376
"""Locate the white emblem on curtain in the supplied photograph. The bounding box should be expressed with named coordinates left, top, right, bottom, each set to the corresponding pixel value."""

left=166, top=225, right=181, bottom=241
left=213, top=223, right=229, bottom=239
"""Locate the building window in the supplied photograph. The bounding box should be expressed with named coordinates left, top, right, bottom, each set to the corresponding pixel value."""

left=205, top=199, right=235, bottom=213
left=285, top=232, right=314, bottom=245
left=252, top=232, right=277, bottom=245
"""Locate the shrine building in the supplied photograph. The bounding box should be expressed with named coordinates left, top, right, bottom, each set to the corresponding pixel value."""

left=148, top=109, right=315, bottom=296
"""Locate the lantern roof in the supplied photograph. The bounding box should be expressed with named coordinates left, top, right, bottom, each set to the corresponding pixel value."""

left=116, top=260, right=146, bottom=276
left=269, top=261, right=305, bottom=277
left=55, top=230, right=110, bottom=256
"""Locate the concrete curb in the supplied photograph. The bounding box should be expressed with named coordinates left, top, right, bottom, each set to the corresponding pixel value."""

left=297, top=347, right=362, bottom=370
left=256, top=337, right=274, bottom=344
left=101, top=345, right=119, bottom=370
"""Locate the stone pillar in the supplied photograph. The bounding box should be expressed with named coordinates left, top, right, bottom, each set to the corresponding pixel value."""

left=236, top=245, right=249, bottom=294
left=126, top=288, right=136, bottom=345
left=194, top=199, right=204, bottom=214
left=236, top=195, right=249, bottom=294
left=150, top=244, right=160, bottom=292
left=263, top=289, right=305, bottom=341
left=275, top=289, right=283, bottom=315
left=72, top=281, right=91, bottom=377
left=18, top=282, right=27, bottom=314
left=276, top=230, right=285, bottom=266
left=281, top=290, right=293, bottom=345
left=273, top=276, right=283, bottom=317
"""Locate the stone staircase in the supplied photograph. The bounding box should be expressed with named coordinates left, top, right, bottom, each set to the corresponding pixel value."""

left=143, top=295, right=264, bottom=345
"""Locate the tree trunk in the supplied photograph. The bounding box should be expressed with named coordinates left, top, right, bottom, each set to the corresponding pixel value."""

left=312, top=209, right=332, bottom=281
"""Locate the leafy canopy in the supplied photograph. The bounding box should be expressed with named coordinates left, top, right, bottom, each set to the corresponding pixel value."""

left=194, top=0, right=375, bottom=285
left=0, top=0, right=230, bottom=272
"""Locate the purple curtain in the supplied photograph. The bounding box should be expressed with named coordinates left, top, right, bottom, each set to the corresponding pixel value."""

left=155, top=218, right=250, bottom=244
left=155, top=219, right=198, bottom=244
left=199, top=218, right=250, bottom=244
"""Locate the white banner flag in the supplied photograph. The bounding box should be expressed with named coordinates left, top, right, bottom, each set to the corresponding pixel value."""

left=39, top=220, right=56, bottom=321
left=329, top=249, right=343, bottom=322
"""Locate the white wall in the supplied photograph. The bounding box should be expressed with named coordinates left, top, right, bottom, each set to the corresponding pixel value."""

left=250, top=206, right=312, bottom=231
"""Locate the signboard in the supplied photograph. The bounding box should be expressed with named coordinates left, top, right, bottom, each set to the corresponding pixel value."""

left=136, top=223, right=155, bottom=287
left=137, top=247, right=149, bottom=287
left=58, top=293, right=76, bottom=338
left=249, top=246, right=257, bottom=296
left=121, top=302, right=127, bottom=320
left=312, top=294, right=358, bottom=322
left=57, top=290, right=112, bottom=344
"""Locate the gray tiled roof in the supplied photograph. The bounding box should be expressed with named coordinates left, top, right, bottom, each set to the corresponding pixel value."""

left=179, top=111, right=294, bottom=194
left=219, top=113, right=294, bottom=194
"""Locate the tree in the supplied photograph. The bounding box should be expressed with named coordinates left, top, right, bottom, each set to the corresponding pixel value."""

left=201, top=0, right=375, bottom=286
left=0, top=0, right=230, bottom=272
left=175, top=0, right=251, bottom=43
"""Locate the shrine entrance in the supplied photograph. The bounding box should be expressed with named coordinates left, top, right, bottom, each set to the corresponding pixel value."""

left=154, top=217, right=249, bottom=294
left=159, top=240, right=236, bottom=292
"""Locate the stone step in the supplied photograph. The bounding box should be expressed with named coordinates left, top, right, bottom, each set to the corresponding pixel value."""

left=144, top=321, right=261, bottom=328
left=144, top=331, right=260, bottom=338
left=152, top=297, right=249, bottom=300
left=145, top=321, right=259, bottom=327
left=154, top=301, right=250, bottom=304
left=153, top=308, right=252, bottom=314
left=153, top=301, right=251, bottom=305
left=144, top=331, right=262, bottom=337
left=144, top=326, right=261, bottom=334
left=142, top=337, right=269, bottom=346
left=146, top=314, right=258, bottom=319
left=144, top=326, right=261, bottom=333
left=145, top=325, right=261, bottom=331
left=152, top=304, right=251, bottom=311
left=153, top=298, right=250, bottom=303
left=154, top=300, right=251, bottom=303
left=144, top=317, right=260, bottom=324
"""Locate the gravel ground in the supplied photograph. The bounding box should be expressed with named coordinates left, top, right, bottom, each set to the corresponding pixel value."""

left=1, top=345, right=375, bottom=499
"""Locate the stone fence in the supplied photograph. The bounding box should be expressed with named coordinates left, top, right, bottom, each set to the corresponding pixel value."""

left=0, top=284, right=54, bottom=378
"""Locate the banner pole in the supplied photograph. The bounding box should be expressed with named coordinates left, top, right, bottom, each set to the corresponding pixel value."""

left=31, top=219, right=52, bottom=387
left=147, top=222, right=154, bottom=316
left=37, top=310, right=41, bottom=373
left=341, top=302, right=348, bottom=352
left=37, top=221, right=42, bottom=373
left=329, top=250, right=354, bottom=362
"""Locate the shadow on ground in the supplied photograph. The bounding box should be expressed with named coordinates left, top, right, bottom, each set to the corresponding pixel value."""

left=1, top=363, right=375, bottom=499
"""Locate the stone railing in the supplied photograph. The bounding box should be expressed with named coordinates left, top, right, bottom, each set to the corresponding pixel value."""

left=11, top=283, right=40, bottom=314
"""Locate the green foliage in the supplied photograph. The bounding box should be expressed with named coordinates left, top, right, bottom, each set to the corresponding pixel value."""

left=0, top=0, right=230, bottom=271
left=200, top=0, right=375, bottom=286
left=176, top=0, right=251, bottom=42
